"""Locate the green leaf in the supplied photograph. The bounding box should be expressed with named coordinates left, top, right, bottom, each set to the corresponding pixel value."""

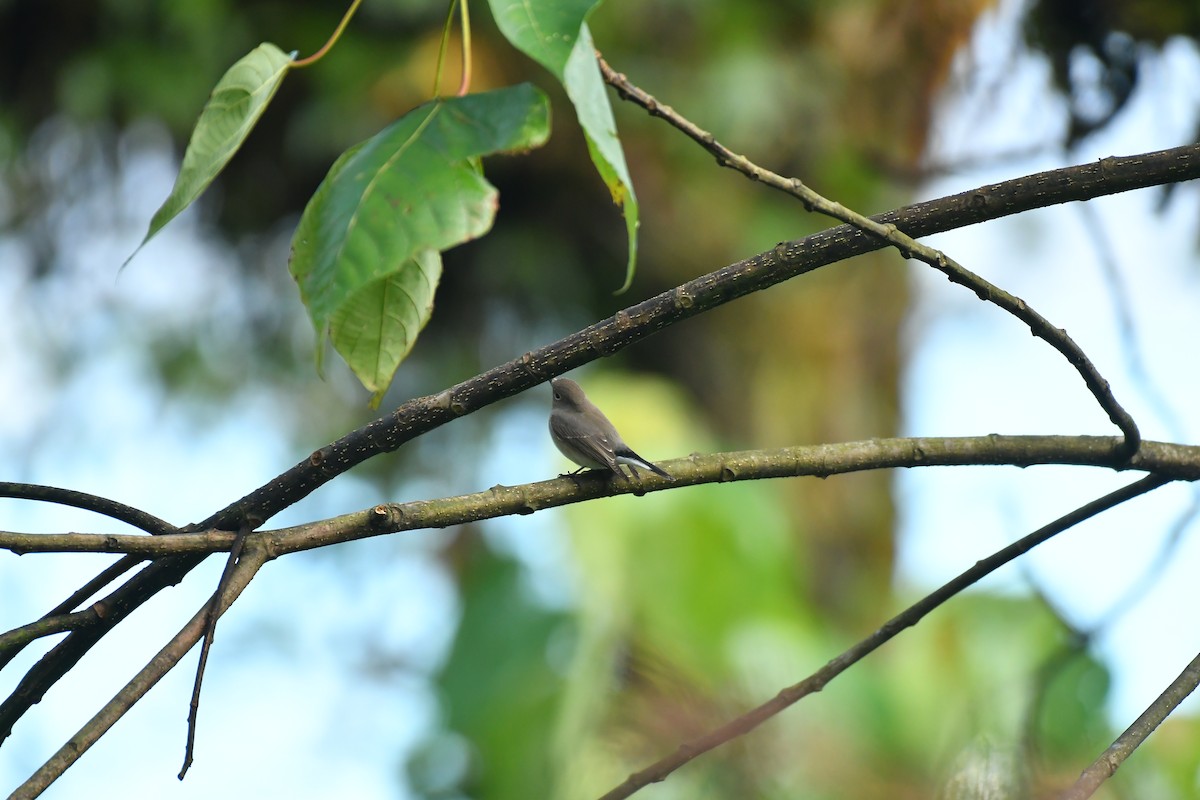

left=289, top=83, right=550, bottom=396
left=126, top=43, right=293, bottom=266
left=489, top=0, right=597, bottom=73
left=489, top=0, right=640, bottom=292
left=329, top=249, right=443, bottom=407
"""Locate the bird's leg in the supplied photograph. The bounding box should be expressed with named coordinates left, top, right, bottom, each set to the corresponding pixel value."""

left=557, top=466, right=590, bottom=478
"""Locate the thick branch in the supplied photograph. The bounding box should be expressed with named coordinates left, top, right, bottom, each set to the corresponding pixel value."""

left=0, top=529, right=238, bottom=557
left=1, top=435, right=1198, bottom=559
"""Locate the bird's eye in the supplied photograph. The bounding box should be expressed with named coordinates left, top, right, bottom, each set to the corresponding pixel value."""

left=553, top=392, right=561, bottom=400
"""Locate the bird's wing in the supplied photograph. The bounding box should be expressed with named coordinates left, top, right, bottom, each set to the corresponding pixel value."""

left=550, top=411, right=621, bottom=472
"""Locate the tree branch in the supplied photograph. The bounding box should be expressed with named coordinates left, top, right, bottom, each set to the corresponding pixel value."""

left=0, top=483, right=178, bottom=667
left=0, top=557, right=143, bottom=671
left=7, top=542, right=269, bottom=800
left=0, top=529, right=237, bottom=557
left=0, top=556, right=218, bottom=743
left=179, top=519, right=252, bottom=779
left=42, top=557, right=142, bottom=616
left=0, top=482, right=176, bottom=535
left=1059, top=648, right=1200, bottom=800
left=0, top=610, right=102, bottom=670
left=599, top=474, right=1172, bottom=800
left=0, top=436, right=1196, bottom=559
left=597, top=53, right=1140, bottom=457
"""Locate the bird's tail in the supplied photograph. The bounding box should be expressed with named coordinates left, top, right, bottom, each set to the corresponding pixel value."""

left=616, top=449, right=674, bottom=481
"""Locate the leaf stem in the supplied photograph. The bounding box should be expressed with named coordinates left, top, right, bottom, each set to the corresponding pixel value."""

left=293, top=0, right=363, bottom=68
left=432, top=0, right=457, bottom=97
left=456, top=0, right=472, bottom=96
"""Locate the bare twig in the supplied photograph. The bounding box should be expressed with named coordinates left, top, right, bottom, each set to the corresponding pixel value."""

left=597, top=54, right=1141, bottom=459
left=8, top=543, right=269, bottom=800
left=0, top=557, right=142, bottom=670
left=42, top=557, right=142, bottom=616
left=1094, top=489, right=1200, bottom=629
left=0, top=483, right=176, bottom=665
left=0, top=610, right=102, bottom=670
left=0, top=556, right=217, bottom=744
left=0, top=482, right=176, bottom=535
left=599, top=474, right=1171, bottom=800
left=1078, top=201, right=1188, bottom=438
left=1059, top=648, right=1200, bottom=800
left=8, top=142, right=1200, bottom=752
left=179, top=519, right=252, bottom=779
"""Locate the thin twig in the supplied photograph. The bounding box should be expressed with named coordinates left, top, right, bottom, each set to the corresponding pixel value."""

left=596, top=53, right=1142, bottom=459
left=0, top=556, right=216, bottom=744
left=8, top=544, right=269, bottom=800
left=1078, top=201, right=1187, bottom=438
left=0, top=557, right=141, bottom=669
left=1094, top=489, right=1200, bottom=629
left=0, top=482, right=176, bottom=535
left=0, top=609, right=101, bottom=670
left=179, top=519, right=252, bottom=779
left=599, top=474, right=1171, bottom=800
left=0, top=483, right=174, bottom=664
left=43, top=556, right=142, bottom=615
left=1059, top=648, right=1200, bottom=800
left=9, top=142, right=1200, bottom=751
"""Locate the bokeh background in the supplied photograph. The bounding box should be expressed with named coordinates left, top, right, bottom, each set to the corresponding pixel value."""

left=2, top=0, right=1200, bottom=797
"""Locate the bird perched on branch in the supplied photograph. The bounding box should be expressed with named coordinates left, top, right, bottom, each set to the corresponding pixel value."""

left=548, top=377, right=673, bottom=480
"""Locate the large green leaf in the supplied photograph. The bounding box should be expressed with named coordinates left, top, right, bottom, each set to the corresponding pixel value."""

left=328, top=249, right=443, bottom=406
left=127, top=43, right=293, bottom=265
left=289, top=83, right=550, bottom=398
left=489, top=0, right=640, bottom=291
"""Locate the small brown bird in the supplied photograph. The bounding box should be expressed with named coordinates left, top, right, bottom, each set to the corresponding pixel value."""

left=548, top=377, right=672, bottom=480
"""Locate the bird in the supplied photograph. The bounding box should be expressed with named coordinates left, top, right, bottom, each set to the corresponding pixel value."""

left=548, top=377, right=673, bottom=480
